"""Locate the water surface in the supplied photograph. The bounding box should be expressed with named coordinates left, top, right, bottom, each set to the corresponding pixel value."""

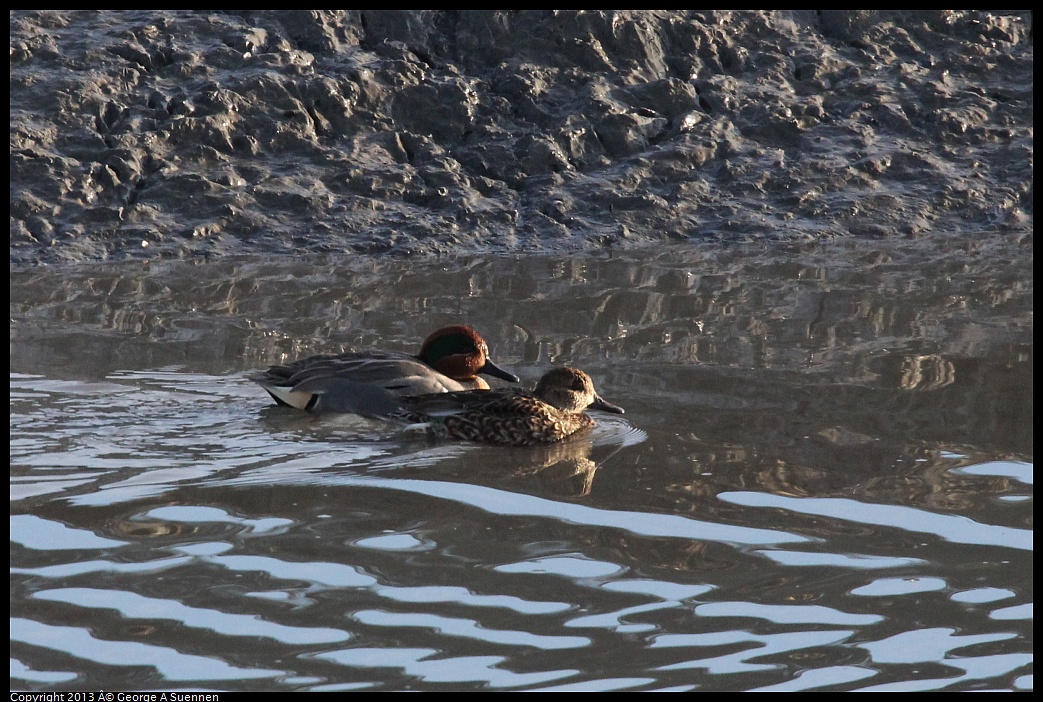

left=10, top=238, right=1033, bottom=691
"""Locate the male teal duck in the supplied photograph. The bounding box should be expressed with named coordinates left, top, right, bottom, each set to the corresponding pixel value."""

left=293, top=366, right=624, bottom=446
left=252, top=325, right=519, bottom=410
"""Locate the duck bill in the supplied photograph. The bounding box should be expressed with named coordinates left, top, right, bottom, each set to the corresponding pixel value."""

left=590, top=394, right=625, bottom=414
left=480, top=359, right=521, bottom=383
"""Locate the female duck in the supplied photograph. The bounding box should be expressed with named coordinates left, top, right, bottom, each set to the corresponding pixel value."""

left=294, top=366, right=624, bottom=446
left=252, top=325, right=518, bottom=410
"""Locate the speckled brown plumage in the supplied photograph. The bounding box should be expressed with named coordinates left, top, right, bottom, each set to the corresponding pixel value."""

left=394, top=367, right=623, bottom=446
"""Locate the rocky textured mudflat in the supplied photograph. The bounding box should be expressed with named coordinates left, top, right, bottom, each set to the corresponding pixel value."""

left=9, top=11, right=1033, bottom=265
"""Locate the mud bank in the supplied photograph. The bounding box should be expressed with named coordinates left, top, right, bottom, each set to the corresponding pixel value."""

left=9, top=10, right=1033, bottom=265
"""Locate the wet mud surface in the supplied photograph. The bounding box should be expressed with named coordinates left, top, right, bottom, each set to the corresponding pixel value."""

left=9, top=10, right=1033, bottom=265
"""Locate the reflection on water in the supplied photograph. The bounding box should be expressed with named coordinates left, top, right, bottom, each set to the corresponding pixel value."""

left=10, top=238, right=1033, bottom=691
